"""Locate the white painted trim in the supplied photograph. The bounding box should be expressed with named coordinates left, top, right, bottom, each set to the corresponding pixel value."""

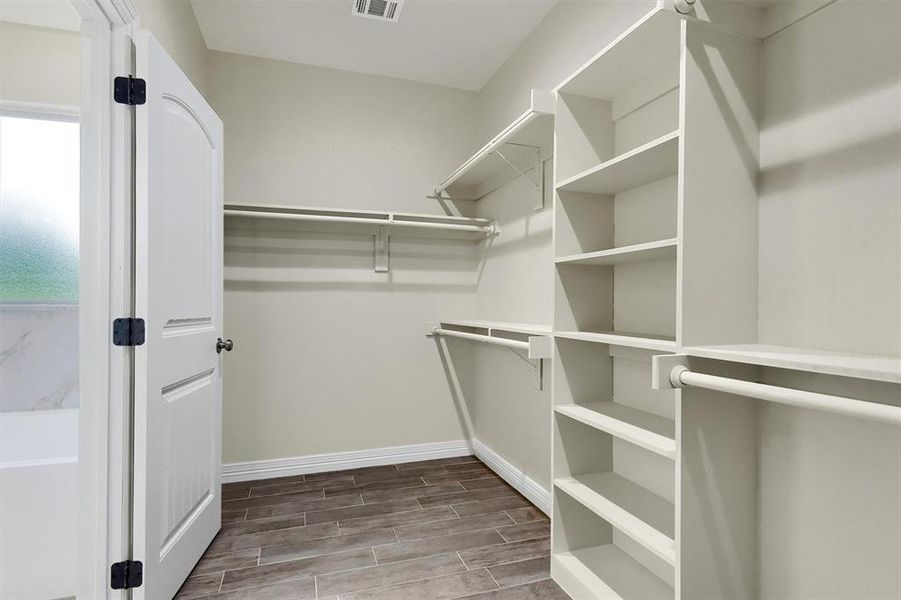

left=472, top=440, right=551, bottom=516
left=222, top=440, right=474, bottom=483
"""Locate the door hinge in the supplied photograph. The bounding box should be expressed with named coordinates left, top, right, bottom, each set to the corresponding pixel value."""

left=110, top=560, right=143, bottom=590
left=113, top=317, right=145, bottom=346
left=114, top=76, right=146, bottom=105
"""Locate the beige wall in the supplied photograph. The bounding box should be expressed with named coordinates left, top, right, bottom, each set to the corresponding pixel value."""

left=134, top=0, right=208, bottom=94
left=0, top=22, right=80, bottom=106
left=207, top=51, right=480, bottom=463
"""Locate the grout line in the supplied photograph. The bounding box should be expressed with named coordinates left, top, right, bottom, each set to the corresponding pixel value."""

left=485, top=567, right=503, bottom=590
left=216, top=571, right=224, bottom=594
left=456, top=551, right=469, bottom=571
left=314, top=574, right=318, bottom=598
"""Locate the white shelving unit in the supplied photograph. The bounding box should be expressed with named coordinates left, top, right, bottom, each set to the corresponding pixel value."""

left=555, top=403, right=676, bottom=459
left=224, top=203, right=495, bottom=273
left=431, top=89, right=555, bottom=204
left=555, top=238, right=678, bottom=267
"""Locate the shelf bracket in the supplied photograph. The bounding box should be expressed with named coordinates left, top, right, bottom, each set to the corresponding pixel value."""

left=493, top=145, right=545, bottom=211
left=504, top=346, right=545, bottom=391
left=374, top=225, right=389, bottom=273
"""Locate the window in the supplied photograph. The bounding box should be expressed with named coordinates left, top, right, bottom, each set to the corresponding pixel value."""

left=0, top=113, right=80, bottom=303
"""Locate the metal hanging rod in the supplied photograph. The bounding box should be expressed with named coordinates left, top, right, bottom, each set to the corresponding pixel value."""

left=430, top=327, right=530, bottom=351
left=657, top=357, right=901, bottom=425
left=224, top=208, right=496, bottom=234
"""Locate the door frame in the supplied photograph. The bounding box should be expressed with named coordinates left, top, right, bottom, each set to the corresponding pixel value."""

left=71, top=0, right=139, bottom=597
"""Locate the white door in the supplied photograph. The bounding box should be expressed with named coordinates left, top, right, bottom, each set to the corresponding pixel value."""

left=133, top=29, right=225, bottom=600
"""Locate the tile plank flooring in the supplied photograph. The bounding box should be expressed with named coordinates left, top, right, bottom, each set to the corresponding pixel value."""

left=176, top=456, right=570, bottom=600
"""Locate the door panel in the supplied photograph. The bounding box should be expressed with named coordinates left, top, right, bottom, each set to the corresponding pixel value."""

left=133, top=29, right=224, bottom=600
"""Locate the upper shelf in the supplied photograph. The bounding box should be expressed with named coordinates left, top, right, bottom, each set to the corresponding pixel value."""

left=224, top=203, right=496, bottom=239
left=434, top=320, right=553, bottom=360
left=431, top=89, right=555, bottom=201
left=555, top=9, right=682, bottom=101
left=556, top=131, right=679, bottom=196
left=684, top=344, right=901, bottom=385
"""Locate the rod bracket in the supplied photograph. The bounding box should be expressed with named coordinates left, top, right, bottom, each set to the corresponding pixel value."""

left=651, top=354, right=689, bottom=390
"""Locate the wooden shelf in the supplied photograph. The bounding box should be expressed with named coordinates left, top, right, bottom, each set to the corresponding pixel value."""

left=434, top=320, right=553, bottom=360
left=556, top=331, right=677, bottom=353
left=555, top=473, right=676, bottom=566
left=556, top=9, right=682, bottom=101
left=432, top=89, right=554, bottom=201
left=556, top=239, right=678, bottom=267
left=556, top=131, right=679, bottom=196
left=555, top=403, right=676, bottom=459
left=553, top=546, right=673, bottom=599
left=684, top=344, right=901, bottom=385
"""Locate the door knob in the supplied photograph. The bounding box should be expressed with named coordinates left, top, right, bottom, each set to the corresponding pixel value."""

left=216, top=338, right=234, bottom=353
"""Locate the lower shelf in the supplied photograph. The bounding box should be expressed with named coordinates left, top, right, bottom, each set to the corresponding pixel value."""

left=555, top=403, right=676, bottom=460
left=552, top=546, right=673, bottom=599
left=554, top=473, right=675, bottom=566
left=555, top=331, right=677, bottom=352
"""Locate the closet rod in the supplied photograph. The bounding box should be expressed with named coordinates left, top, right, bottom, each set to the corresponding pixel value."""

left=431, top=328, right=530, bottom=351
left=224, top=210, right=495, bottom=233
left=669, top=366, right=901, bottom=425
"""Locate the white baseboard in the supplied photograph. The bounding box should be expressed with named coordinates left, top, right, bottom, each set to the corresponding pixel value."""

left=221, top=439, right=474, bottom=484
left=221, top=438, right=551, bottom=517
left=472, top=440, right=551, bottom=516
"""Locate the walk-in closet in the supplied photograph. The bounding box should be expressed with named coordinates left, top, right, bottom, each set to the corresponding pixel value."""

left=1, top=0, right=898, bottom=598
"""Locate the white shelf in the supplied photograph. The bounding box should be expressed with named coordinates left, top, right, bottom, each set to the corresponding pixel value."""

left=556, top=9, right=682, bottom=101
left=224, top=203, right=494, bottom=239
left=439, top=319, right=551, bottom=337
left=553, top=546, right=673, bottom=599
left=555, top=473, right=676, bottom=566
left=555, top=403, right=676, bottom=459
left=556, top=331, right=677, bottom=353
left=433, top=89, right=555, bottom=201
left=556, top=131, right=679, bottom=196
left=433, top=320, right=553, bottom=360
left=684, top=344, right=901, bottom=385
left=556, top=239, right=678, bottom=267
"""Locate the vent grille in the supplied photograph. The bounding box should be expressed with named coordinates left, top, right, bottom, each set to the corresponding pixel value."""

left=352, top=0, right=403, bottom=23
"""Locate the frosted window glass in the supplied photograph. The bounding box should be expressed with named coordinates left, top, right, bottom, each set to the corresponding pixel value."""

left=0, top=115, right=79, bottom=302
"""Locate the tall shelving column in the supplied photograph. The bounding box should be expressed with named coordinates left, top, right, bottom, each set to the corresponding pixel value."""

left=550, top=9, right=683, bottom=599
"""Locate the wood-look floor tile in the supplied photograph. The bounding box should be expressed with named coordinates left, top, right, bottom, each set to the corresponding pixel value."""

left=259, top=528, right=396, bottom=565
left=224, top=475, right=304, bottom=493
left=305, top=499, right=421, bottom=525
left=207, top=522, right=339, bottom=555
left=222, top=488, right=251, bottom=501
left=337, top=568, right=498, bottom=600
left=460, top=476, right=510, bottom=491
left=458, top=538, right=550, bottom=570
left=451, top=495, right=531, bottom=517
left=175, top=572, right=223, bottom=599
left=222, top=488, right=325, bottom=510
left=417, top=486, right=521, bottom=509
left=504, top=508, right=547, bottom=525
left=209, top=577, right=316, bottom=599
left=373, top=528, right=505, bottom=565
left=222, top=508, right=247, bottom=524
left=191, top=549, right=260, bottom=576
left=252, top=474, right=352, bottom=494
left=220, top=548, right=375, bottom=593
left=422, top=467, right=494, bottom=485
left=306, top=465, right=399, bottom=481
left=220, top=514, right=307, bottom=537
left=337, top=506, right=457, bottom=534
left=245, top=494, right=363, bottom=521
left=488, top=557, right=550, bottom=588
left=324, top=476, right=426, bottom=496
left=496, top=521, right=550, bottom=543
left=457, top=578, right=569, bottom=599
left=315, top=552, right=466, bottom=597
left=396, top=456, right=479, bottom=470
left=360, top=482, right=464, bottom=504
left=444, top=462, right=494, bottom=474
left=249, top=476, right=354, bottom=498
left=393, top=512, right=514, bottom=542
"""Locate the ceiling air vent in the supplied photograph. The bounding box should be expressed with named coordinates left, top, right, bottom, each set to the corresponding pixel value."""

left=352, top=0, right=403, bottom=23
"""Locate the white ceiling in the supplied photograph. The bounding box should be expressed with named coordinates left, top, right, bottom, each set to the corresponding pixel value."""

left=190, top=0, right=558, bottom=91
left=0, top=0, right=80, bottom=31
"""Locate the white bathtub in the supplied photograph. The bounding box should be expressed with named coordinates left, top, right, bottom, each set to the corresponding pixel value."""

left=0, top=409, right=78, bottom=600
